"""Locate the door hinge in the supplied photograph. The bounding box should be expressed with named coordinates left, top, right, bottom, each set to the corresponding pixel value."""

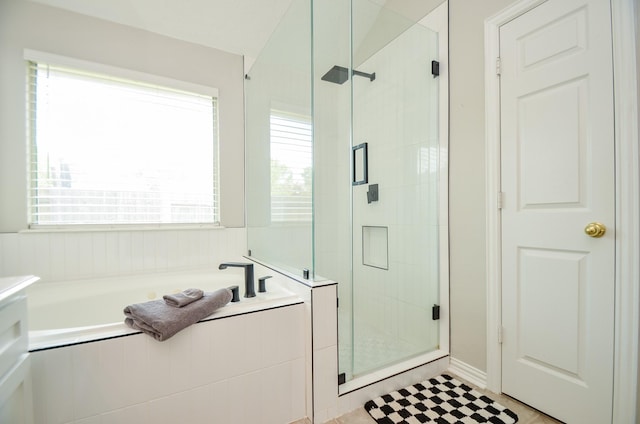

left=431, top=60, right=440, bottom=77
left=498, top=326, right=504, bottom=344
left=496, top=57, right=502, bottom=76
left=432, top=304, right=440, bottom=320
left=497, top=191, right=504, bottom=209
left=338, top=373, right=346, bottom=385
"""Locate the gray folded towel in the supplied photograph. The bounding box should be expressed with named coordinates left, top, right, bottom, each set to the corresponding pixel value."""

left=163, top=288, right=204, bottom=308
left=124, top=288, right=232, bottom=341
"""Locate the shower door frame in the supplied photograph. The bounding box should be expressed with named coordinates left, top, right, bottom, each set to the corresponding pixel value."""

left=338, top=1, right=450, bottom=394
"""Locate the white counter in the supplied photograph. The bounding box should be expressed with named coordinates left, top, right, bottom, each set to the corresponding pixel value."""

left=0, top=275, right=39, bottom=303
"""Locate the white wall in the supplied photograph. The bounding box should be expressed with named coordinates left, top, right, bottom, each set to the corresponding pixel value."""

left=0, top=0, right=245, bottom=232
left=448, top=0, right=518, bottom=372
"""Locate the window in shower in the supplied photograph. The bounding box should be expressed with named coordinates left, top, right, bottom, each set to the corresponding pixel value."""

left=27, top=60, right=219, bottom=227
left=269, top=111, right=312, bottom=222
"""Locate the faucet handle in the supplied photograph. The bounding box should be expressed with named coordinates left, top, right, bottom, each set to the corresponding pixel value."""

left=228, top=286, right=240, bottom=302
left=258, top=276, right=272, bottom=293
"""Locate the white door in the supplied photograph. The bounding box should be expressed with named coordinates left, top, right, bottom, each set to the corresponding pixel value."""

left=499, top=0, right=615, bottom=422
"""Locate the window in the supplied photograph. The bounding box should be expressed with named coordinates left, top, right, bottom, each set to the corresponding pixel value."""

left=27, top=61, right=219, bottom=226
left=269, top=111, right=312, bottom=222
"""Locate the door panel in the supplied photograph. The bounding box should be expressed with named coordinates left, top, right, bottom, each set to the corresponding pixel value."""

left=500, top=0, right=615, bottom=422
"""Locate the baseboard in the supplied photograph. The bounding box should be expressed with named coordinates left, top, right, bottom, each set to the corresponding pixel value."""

left=448, top=357, right=488, bottom=389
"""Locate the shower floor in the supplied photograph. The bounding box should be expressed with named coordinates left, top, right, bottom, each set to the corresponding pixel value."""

left=338, top=320, right=426, bottom=381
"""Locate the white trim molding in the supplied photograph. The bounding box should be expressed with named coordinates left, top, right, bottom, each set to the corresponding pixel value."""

left=484, top=0, right=638, bottom=422
left=448, top=357, right=487, bottom=390
left=484, top=0, right=549, bottom=395
left=610, top=0, right=639, bottom=422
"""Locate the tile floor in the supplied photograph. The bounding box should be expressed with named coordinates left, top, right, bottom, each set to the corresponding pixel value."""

left=317, top=373, right=563, bottom=424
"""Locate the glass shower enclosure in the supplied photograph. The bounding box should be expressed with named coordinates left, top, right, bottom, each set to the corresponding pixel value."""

left=245, top=0, right=442, bottom=386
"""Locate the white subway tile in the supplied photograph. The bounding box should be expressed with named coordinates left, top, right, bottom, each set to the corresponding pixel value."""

left=30, top=352, right=48, bottom=424
left=71, top=342, right=104, bottom=420
left=119, top=334, right=149, bottom=401
left=101, top=403, right=148, bottom=424
left=189, top=320, right=216, bottom=387
left=260, top=362, right=291, bottom=424
left=291, top=357, right=307, bottom=421
left=146, top=392, right=183, bottom=424
left=96, top=337, right=134, bottom=412
left=185, top=384, right=214, bottom=424
left=207, top=380, right=231, bottom=423
left=73, top=415, right=101, bottom=424
left=144, top=326, right=192, bottom=400
left=312, top=285, right=337, bottom=351
left=225, top=312, right=260, bottom=376
left=228, top=371, right=262, bottom=424
left=36, top=347, right=74, bottom=424
left=313, top=345, right=338, bottom=414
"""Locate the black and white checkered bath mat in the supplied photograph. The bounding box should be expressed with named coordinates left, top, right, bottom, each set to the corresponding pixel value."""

left=365, top=374, right=518, bottom=424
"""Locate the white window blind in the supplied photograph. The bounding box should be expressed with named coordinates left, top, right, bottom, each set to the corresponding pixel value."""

left=270, top=111, right=312, bottom=222
left=27, top=61, right=219, bottom=226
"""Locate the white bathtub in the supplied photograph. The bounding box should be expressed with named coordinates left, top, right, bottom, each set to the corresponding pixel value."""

left=27, top=265, right=302, bottom=351
left=27, top=263, right=309, bottom=424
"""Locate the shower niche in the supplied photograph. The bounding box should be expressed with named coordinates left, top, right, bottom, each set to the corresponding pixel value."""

left=245, top=0, right=448, bottom=390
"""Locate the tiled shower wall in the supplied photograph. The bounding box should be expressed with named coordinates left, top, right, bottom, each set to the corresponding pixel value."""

left=0, top=228, right=247, bottom=283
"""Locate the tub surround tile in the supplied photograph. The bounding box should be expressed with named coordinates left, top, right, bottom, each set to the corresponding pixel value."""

left=36, top=346, right=74, bottom=424
left=100, top=403, right=149, bottom=424
left=31, top=302, right=306, bottom=424
left=73, top=416, right=101, bottom=424
left=144, top=326, right=193, bottom=399
left=291, top=357, right=307, bottom=420
left=188, top=319, right=218, bottom=387
left=228, top=370, right=263, bottom=423
left=312, top=285, right=338, bottom=351
left=207, top=379, right=232, bottom=423
left=120, top=334, right=150, bottom=407
left=261, top=362, right=294, bottom=424
left=260, top=303, right=306, bottom=368
left=72, top=342, right=104, bottom=419
left=95, top=337, right=129, bottom=413
left=313, top=345, right=339, bottom=418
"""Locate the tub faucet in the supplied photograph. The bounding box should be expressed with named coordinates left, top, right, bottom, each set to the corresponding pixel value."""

left=218, top=262, right=255, bottom=298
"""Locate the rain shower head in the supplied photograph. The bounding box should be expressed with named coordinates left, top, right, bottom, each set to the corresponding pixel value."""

left=321, top=65, right=376, bottom=85
left=321, top=65, right=349, bottom=84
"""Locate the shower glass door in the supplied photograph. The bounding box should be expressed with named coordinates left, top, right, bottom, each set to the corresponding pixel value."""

left=342, top=0, right=441, bottom=382
left=245, top=0, right=313, bottom=276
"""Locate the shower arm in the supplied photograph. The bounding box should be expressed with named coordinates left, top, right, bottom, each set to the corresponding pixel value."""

left=352, top=69, right=376, bottom=82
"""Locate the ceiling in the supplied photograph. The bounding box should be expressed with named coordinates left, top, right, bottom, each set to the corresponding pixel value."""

left=26, top=0, right=296, bottom=58
left=25, top=0, right=444, bottom=61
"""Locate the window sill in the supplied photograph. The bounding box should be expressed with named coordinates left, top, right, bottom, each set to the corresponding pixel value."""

left=21, top=223, right=225, bottom=233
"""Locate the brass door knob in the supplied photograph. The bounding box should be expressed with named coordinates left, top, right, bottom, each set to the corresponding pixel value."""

left=585, top=222, right=606, bottom=238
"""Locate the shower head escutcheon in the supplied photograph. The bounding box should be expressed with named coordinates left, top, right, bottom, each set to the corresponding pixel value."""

left=321, top=65, right=376, bottom=84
